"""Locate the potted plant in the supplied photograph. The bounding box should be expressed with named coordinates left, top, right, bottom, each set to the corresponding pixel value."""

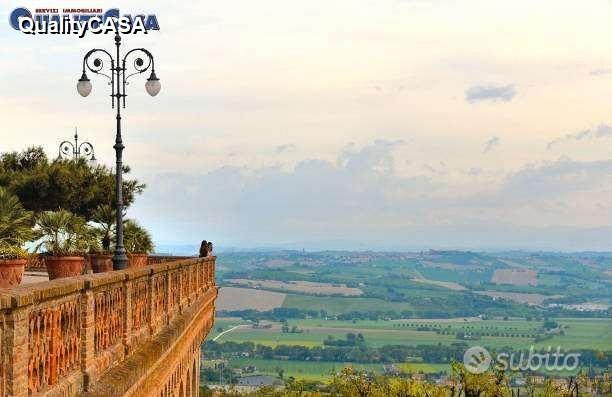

left=123, top=219, right=154, bottom=268
left=0, top=188, right=35, bottom=288
left=36, top=210, right=97, bottom=280
left=89, top=204, right=115, bottom=273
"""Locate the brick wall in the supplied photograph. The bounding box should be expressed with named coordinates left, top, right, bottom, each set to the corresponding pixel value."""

left=0, top=257, right=217, bottom=396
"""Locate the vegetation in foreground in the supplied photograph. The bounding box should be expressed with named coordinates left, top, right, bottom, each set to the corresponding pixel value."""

left=201, top=363, right=612, bottom=396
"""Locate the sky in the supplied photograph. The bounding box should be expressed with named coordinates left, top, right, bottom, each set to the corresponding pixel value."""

left=2, top=1, right=612, bottom=251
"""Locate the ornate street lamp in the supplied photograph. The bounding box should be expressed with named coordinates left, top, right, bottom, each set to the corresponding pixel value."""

left=77, top=31, right=160, bottom=270
left=58, top=127, right=97, bottom=166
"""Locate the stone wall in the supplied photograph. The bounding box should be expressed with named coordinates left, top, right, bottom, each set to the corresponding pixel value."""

left=0, top=257, right=217, bottom=396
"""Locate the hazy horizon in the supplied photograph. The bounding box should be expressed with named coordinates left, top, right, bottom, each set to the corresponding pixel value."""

left=155, top=237, right=612, bottom=255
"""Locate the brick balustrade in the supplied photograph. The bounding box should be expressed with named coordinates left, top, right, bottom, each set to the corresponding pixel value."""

left=0, top=257, right=217, bottom=396
left=25, top=255, right=197, bottom=272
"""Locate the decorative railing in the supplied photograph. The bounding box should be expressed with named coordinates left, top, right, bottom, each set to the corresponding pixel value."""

left=25, top=254, right=196, bottom=272
left=0, top=257, right=216, bottom=397
left=147, top=255, right=196, bottom=265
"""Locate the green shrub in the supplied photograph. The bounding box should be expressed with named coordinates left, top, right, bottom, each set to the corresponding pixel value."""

left=0, top=187, right=35, bottom=260
left=35, top=210, right=97, bottom=256
left=123, top=219, right=154, bottom=254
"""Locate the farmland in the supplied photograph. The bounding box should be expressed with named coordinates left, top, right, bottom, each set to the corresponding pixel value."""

left=491, top=268, right=538, bottom=285
left=207, top=250, right=611, bottom=383
left=211, top=317, right=612, bottom=351
left=216, top=250, right=611, bottom=319
left=204, top=358, right=450, bottom=381
left=282, top=294, right=414, bottom=315
left=205, top=316, right=611, bottom=382
left=205, top=358, right=390, bottom=381
left=226, top=278, right=363, bottom=296
left=216, top=287, right=286, bottom=311
left=473, top=291, right=563, bottom=305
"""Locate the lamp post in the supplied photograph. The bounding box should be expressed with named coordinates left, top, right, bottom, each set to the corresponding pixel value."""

left=58, top=127, right=97, bottom=166
left=76, top=31, right=160, bottom=270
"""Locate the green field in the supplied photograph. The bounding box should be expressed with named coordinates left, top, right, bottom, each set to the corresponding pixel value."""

left=225, top=358, right=380, bottom=380
left=209, top=317, right=247, bottom=339
left=210, top=317, right=612, bottom=351
left=282, top=294, right=414, bottom=315
left=532, top=317, right=612, bottom=350
left=206, top=358, right=449, bottom=381
left=205, top=316, right=610, bottom=383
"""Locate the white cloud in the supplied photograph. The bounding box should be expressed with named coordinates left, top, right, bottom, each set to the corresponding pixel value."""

left=466, top=84, right=516, bottom=103
left=547, top=123, right=612, bottom=150
left=131, top=141, right=612, bottom=250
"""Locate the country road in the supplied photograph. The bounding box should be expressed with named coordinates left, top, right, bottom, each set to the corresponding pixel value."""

left=212, top=324, right=249, bottom=341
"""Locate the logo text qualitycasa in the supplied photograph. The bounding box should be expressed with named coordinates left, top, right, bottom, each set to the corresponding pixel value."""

left=9, top=7, right=160, bottom=37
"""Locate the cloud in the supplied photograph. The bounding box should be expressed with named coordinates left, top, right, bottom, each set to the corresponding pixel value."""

left=497, top=157, right=612, bottom=201
left=338, top=139, right=405, bottom=173
left=275, top=144, right=296, bottom=154
left=482, top=136, right=500, bottom=154
left=467, top=167, right=482, bottom=176
left=132, top=140, right=612, bottom=250
left=547, top=123, right=612, bottom=150
left=465, top=84, right=516, bottom=103
left=135, top=140, right=440, bottom=243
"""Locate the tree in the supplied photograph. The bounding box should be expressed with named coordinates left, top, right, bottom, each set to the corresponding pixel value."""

left=0, top=187, right=36, bottom=258
left=329, top=367, right=449, bottom=397
left=330, top=367, right=375, bottom=397
left=543, top=320, right=558, bottom=330
left=451, top=362, right=509, bottom=397
left=35, top=210, right=97, bottom=256
left=0, top=147, right=144, bottom=221
left=91, top=204, right=117, bottom=252
left=123, top=219, right=154, bottom=254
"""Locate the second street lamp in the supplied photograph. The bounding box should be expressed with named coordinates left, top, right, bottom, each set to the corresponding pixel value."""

left=77, top=31, right=160, bottom=270
left=58, top=127, right=97, bottom=166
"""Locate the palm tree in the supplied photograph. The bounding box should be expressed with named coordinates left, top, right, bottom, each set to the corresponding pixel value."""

left=0, top=187, right=35, bottom=258
left=123, top=219, right=154, bottom=254
left=35, top=210, right=97, bottom=256
left=91, top=204, right=116, bottom=252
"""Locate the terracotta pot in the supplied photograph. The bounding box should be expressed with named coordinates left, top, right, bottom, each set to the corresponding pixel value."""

left=45, top=256, right=85, bottom=280
left=89, top=254, right=113, bottom=273
left=0, top=259, right=26, bottom=288
left=127, top=253, right=148, bottom=268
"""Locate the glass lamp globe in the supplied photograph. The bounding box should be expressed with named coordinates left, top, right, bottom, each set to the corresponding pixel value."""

left=145, top=71, right=161, bottom=97
left=77, top=73, right=92, bottom=97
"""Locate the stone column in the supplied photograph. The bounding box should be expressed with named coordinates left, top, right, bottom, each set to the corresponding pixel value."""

left=165, top=270, right=172, bottom=326
left=148, top=270, right=156, bottom=336
left=80, top=288, right=96, bottom=391
left=3, top=307, right=29, bottom=397
left=123, top=277, right=133, bottom=354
